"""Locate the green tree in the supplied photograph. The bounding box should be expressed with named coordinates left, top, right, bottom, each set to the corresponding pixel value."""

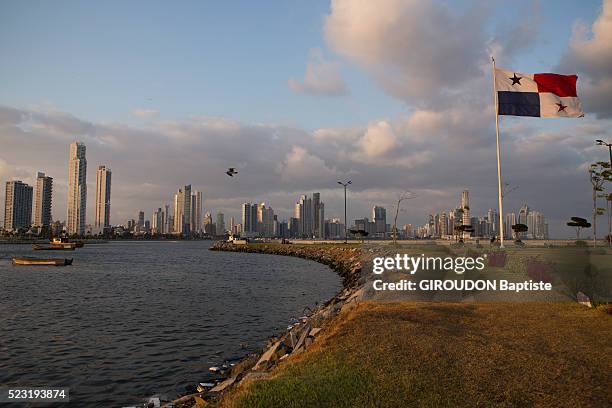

left=511, top=223, right=528, bottom=243
left=566, top=216, right=591, bottom=241
left=589, top=162, right=612, bottom=247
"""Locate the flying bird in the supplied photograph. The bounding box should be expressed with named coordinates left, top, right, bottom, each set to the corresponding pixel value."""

left=226, top=168, right=238, bottom=177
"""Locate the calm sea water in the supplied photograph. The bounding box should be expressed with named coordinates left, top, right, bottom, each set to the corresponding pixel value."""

left=0, top=241, right=340, bottom=407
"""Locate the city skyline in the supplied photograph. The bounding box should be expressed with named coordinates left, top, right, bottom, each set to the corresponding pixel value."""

left=1, top=1, right=611, bottom=238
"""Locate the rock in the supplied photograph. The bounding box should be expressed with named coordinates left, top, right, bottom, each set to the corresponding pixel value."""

left=309, top=327, right=322, bottom=337
left=253, top=340, right=281, bottom=371
left=193, top=395, right=206, bottom=407
left=209, top=376, right=237, bottom=393
left=577, top=291, right=592, bottom=308
left=292, top=325, right=311, bottom=353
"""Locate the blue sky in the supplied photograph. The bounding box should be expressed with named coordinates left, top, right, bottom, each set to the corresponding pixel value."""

left=1, top=0, right=398, bottom=128
left=1, top=0, right=610, bottom=237
left=0, top=0, right=602, bottom=129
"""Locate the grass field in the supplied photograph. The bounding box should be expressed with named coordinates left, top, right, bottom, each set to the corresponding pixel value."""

left=219, top=301, right=611, bottom=408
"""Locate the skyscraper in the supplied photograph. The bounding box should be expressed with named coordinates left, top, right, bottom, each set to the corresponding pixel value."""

left=67, top=142, right=87, bottom=235
left=216, top=212, right=225, bottom=235
left=4, top=180, right=33, bottom=231
left=295, top=194, right=312, bottom=237
left=94, top=165, right=111, bottom=230
left=152, top=208, right=164, bottom=234
left=241, top=203, right=252, bottom=235
left=461, top=190, right=470, bottom=226
left=373, top=206, right=387, bottom=235
left=164, top=204, right=171, bottom=233
left=33, top=172, right=53, bottom=228
left=192, top=191, right=202, bottom=233
left=317, top=202, right=325, bottom=239
left=313, top=192, right=321, bottom=238
left=518, top=204, right=529, bottom=239
left=173, top=185, right=192, bottom=235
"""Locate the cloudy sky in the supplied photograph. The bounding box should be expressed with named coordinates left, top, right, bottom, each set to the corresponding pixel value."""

left=1, top=0, right=611, bottom=237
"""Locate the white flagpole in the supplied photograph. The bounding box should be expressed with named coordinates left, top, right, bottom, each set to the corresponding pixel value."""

left=492, top=57, right=505, bottom=248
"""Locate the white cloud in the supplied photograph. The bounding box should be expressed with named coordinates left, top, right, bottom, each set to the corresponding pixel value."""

left=324, top=0, right=488, bottom=104
left=288, top=48, right=348, bottom=96
left=557, top=0, right=612, bottom=118
left=277, top=146, right=337, bottom=184
left=359, top=120, right=397, bottom=157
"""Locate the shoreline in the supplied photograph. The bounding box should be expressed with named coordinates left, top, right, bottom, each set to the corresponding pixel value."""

left=163, top=241, right=364, bottom=407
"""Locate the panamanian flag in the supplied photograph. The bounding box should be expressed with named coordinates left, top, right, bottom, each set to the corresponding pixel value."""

left=495, top=68, right=583, bottom=118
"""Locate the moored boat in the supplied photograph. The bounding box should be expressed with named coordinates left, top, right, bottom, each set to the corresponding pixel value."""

left=12, top=257, right=73, bottom=266
left=33, top=244, right=76, bottom=250
left=51, top=238, right=84, bottom=248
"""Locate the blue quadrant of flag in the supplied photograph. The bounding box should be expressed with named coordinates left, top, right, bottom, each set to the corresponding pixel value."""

left=497, top=92, right=540, bottom=117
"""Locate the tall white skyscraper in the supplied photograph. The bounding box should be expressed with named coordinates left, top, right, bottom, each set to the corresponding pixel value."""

left=95, top=165, right=112, bottom=230
left=173, top=185, right=192, bottom=235
left=67, top=142, right=87, bottom=235
left=33, top=172, right=53, bottom=228
left=372, top=206, right=387, bottom=234
left=295, top=194, right=313, bottom=237
left=152, top=207, right=164, bottom=234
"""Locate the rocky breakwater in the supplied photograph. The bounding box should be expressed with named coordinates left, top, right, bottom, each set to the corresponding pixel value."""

left=162, top=242, right=364, bottom=408
left=210, top=241, right=363, bottom=289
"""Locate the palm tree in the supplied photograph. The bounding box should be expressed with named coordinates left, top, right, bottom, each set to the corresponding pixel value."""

left=589, top=162, right=612, bottom=247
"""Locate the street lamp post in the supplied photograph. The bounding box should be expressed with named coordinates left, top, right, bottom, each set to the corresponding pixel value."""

left=596, top=139, right=612, bottom=170
left=337, top=180, right=351, bottom=244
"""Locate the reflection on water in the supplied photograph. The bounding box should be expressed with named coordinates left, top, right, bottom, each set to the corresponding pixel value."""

left=0, top=241, right=340, bottom=407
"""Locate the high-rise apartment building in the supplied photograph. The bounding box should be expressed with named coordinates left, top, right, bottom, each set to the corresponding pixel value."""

left=164, top=204, right=171, bottom=233
left=373, top=206, right=387, bottom=235
left=216, top=212, right=225, bottom=235
left=173, top=185, right=192, bottom=235
left=295, top=194, right=313, bottom=237
left=152, top=207, right=165, bottom=234
left=67, top=142, right=87, bottom=235
left=192, top=191, right=202, bottom=233
left=241, top=203, right=252, bottom=234
left=94, top=166, right=111, bottom=230
left=461, top=190, right=470, bottom=225
left=4, top=180, right=33, bottom=231
left=33, top=172, right=53, bottom=228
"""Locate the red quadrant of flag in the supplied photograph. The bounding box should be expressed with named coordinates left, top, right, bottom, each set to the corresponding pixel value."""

left=533, top=73, right=577, bottom=97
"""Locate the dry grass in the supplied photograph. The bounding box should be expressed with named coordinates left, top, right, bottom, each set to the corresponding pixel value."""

left=219, top=301, right=611, bottom=408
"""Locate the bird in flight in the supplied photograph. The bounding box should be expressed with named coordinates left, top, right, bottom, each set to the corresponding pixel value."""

left=226, top=168, right=238, bottom=177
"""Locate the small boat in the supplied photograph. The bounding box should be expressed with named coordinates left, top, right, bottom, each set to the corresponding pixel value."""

left=12, top=257, right=73, bottom=266
left=51, top=238, right=84, bottom=248
left=33, top=244, right=76, bottom=250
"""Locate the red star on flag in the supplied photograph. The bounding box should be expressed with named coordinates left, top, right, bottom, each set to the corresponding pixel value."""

left=556, top=102, right=567, bottom=112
